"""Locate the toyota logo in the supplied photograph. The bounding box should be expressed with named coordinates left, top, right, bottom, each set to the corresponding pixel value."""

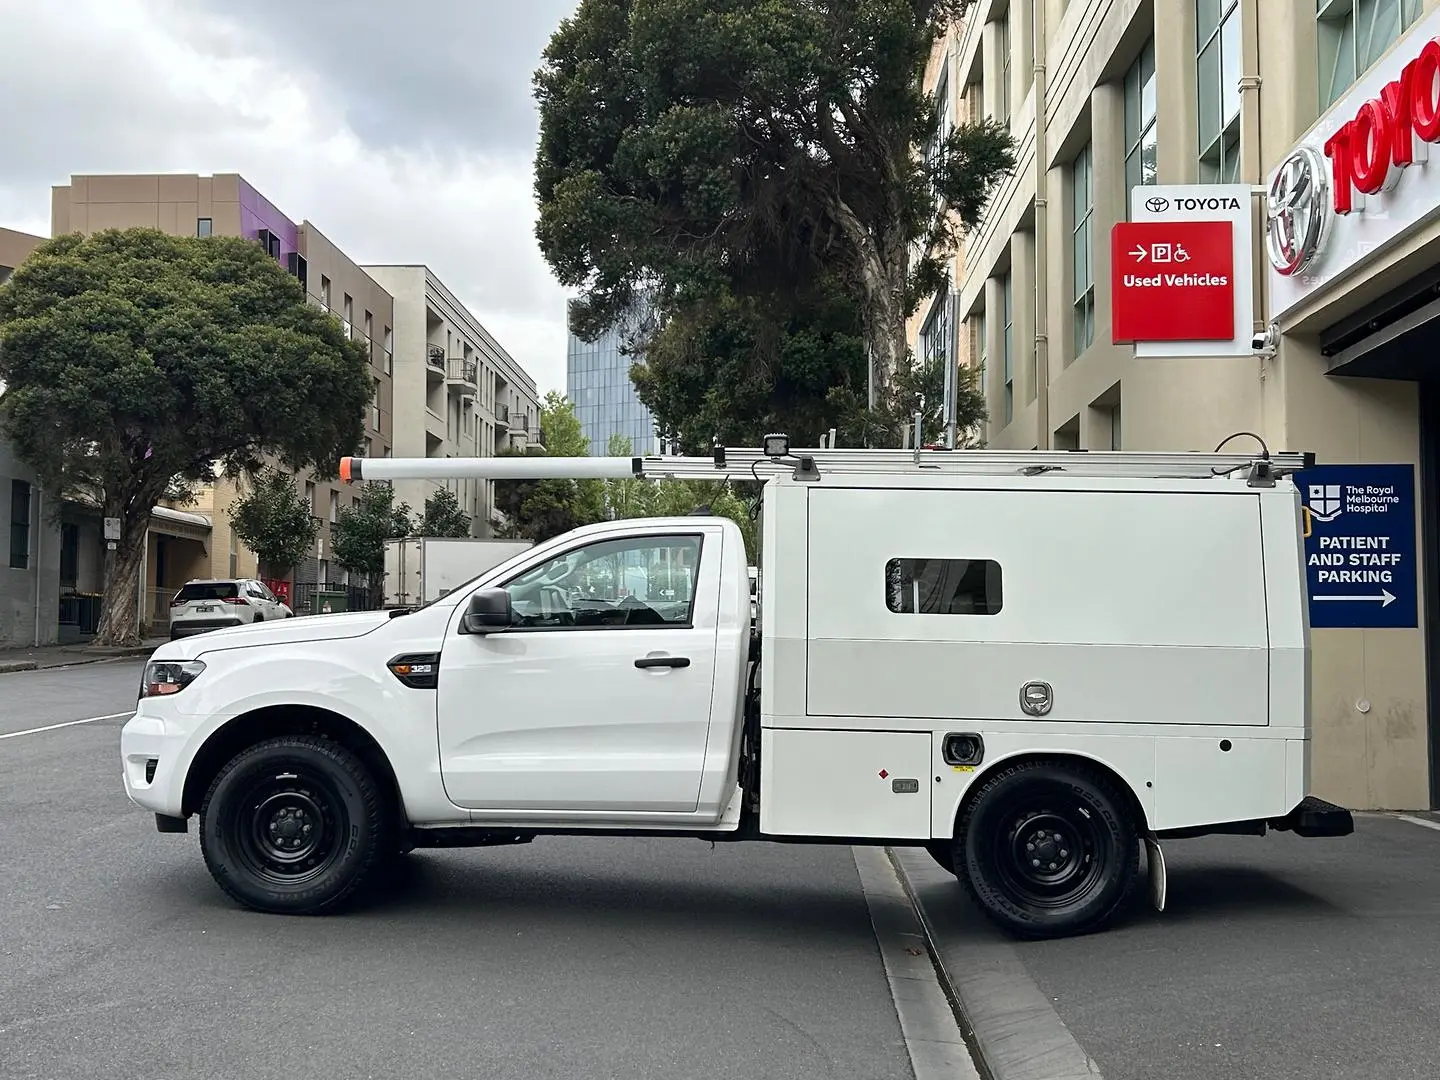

left=1144, top=196, right=1169, bottom=213
left=1266, top=146, right=1330, bottom=276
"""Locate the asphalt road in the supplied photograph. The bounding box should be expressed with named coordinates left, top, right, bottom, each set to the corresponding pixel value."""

left=903, top=814, right=1440, bottom=1080
left=0, top=661, right=915, bottom=1080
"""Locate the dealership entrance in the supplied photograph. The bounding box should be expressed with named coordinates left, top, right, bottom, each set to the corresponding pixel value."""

left=1319, top=261, right=1440, bottom=808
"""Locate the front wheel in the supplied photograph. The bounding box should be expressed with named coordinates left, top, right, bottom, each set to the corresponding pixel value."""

left=958, top=760, right=1139, bottom=940
left=199, top=735, right=391, bottom=914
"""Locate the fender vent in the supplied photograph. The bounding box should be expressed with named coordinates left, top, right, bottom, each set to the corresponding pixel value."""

left=387, top=652, right=441, bottom=690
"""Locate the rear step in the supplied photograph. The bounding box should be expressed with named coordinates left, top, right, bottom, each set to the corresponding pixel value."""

left=1268, top=795, right=1355, bottom=838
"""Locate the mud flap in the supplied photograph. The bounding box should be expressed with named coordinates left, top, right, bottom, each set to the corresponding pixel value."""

left=1144, top=835, right=1167, bottom=912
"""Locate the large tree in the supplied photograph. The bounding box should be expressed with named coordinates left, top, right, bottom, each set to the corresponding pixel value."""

left=331, top=483, right=415, bottom=608
left=534, top=0, right=1014, bottom=425
left=417, top=487, right=473, bottom=538
left=228, top=467, right=320, bottom=579
left=493, top=393, right=606, bottom=543
left=0, top=228, right=374, bottom=645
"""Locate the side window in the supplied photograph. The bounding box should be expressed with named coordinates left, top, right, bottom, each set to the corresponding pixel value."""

left=502, top=534, right=703, bottom=629
left=885, top=557, right=1003, bottom=615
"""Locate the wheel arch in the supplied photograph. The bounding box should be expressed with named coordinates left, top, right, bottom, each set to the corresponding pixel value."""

left=950, top=750, right=1152, bottom=838
left=181, top=704, right=405, bottom=823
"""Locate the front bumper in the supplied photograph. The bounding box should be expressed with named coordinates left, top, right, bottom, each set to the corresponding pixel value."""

left=120, top=712, right=189, bottom=818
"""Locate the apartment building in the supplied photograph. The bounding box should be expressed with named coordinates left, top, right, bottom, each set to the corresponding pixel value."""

left=364, top=265, right=541, bottom=536
left=912, top=0, right=1440, bottom=810
left=51, top=173, right=394, bottom=619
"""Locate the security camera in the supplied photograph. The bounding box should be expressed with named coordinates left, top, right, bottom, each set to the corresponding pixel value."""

left=1251, top=324, right=1278, bottom=358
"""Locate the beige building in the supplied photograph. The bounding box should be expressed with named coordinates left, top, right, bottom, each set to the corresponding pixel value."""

left=364, top=265, right=541, bottom=536
left=913, top=0, right=1440, bottom=810
left=51, top=173, right=395, bottom=620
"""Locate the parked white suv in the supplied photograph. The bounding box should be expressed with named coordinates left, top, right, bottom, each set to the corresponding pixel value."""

left=168, top=578, right=292, bottom=639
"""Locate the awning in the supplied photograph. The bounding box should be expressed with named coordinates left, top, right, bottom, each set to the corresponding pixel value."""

left=149, top=505, right=212, bottom=543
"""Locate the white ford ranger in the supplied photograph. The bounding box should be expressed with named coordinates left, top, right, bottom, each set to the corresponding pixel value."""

left=120, top=439, right=1353, bottom=939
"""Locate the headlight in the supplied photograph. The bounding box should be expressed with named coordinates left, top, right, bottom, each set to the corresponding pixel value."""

left=140, top=659, right=207, bottom=699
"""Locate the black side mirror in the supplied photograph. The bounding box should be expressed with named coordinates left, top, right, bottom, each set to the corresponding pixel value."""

left=461, top=588, right=512, bottom=634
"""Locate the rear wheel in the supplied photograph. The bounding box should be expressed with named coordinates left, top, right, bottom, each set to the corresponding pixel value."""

left=958, top=760, right=1139, bottom=939
left=199, top=735, right=391, bottom=914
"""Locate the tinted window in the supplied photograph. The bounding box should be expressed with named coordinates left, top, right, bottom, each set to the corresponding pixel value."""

left=175, top=582, right=240, bottom=602
left=885, top=558, right=1002, bottom=615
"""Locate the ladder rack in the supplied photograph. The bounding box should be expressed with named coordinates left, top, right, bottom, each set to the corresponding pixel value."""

left=340, top=442, right=1314, bottom=488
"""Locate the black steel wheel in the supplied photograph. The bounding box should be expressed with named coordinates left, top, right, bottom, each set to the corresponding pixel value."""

left=199, top=735, right=390, bottom=915
left=958, top=760, right=1138, bottom=939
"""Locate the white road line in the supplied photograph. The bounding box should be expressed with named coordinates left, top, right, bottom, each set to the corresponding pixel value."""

left=1396, top=813, right=1440, bottom=833
left=0, top=711, right=133, bottom=740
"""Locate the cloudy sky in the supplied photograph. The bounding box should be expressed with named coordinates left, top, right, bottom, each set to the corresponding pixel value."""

left=0, top=0, right=581, bottom=394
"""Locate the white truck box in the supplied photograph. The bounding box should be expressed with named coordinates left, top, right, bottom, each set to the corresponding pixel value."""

left=383, top=536, right=533, bottom=607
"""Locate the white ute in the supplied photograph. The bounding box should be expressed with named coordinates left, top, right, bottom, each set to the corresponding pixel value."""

left=120, top=436, right=1353, bottom=939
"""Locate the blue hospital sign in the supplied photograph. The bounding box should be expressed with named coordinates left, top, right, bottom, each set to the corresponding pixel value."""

left=1294, top=464, right=1418, bottom=629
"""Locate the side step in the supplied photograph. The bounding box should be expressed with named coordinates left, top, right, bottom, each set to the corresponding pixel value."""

left=1267, top=795, right=1354, bottom=838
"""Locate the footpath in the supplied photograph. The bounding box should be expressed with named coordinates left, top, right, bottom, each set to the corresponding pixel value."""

left=0, top=638, right=164, bottom=673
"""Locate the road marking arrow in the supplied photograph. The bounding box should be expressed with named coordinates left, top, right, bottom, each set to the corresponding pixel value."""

left=1129, top=246, right=1147, bottom=261
left=1314, top=590, right=1397, bottom=607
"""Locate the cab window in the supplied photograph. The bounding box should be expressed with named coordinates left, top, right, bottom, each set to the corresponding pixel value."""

left=502, top=534, right=702, bottom=629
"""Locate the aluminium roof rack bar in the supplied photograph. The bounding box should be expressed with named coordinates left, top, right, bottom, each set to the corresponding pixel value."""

left=339, top=445, right=1314, bottom=488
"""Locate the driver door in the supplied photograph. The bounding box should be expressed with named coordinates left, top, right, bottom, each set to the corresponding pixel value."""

left=435, top=525, right=723, bottom=815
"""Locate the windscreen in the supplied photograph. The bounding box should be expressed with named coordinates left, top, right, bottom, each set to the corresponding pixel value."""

left=174, top=582, right=239, bottom=602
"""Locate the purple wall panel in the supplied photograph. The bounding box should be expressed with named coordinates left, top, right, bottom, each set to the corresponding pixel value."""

left=237, top=178, right=298, bottom=267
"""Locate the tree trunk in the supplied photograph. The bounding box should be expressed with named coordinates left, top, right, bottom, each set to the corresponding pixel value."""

left=828, top=194, right=910, bottom=422
left=93, top=524, right=148, bottom=648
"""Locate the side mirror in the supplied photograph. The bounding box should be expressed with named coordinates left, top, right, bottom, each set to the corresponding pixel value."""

left=461, top=588, right=512, bottom=634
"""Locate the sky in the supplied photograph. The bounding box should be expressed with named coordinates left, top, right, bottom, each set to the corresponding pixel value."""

left=0, top=0, right=581, bottom=395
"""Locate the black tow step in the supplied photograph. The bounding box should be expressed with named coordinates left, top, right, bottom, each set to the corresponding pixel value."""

left=1268, top=795, right=1354, bottom=838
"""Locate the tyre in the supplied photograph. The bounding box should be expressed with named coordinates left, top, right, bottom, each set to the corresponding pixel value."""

left=925, top=840, right=957, bottom=875
left=199, top=735, right=391, bottom=915
left=958, top=759, right=1139, bottom=940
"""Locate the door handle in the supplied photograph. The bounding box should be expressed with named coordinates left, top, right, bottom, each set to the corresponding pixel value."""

left=635, top=656, right=690, bottom=669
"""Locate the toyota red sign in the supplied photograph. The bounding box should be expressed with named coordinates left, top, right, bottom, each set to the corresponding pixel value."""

left=1111, top=221, right=1235, bottom=343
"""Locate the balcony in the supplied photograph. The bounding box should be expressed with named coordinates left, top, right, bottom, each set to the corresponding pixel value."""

left=447, top=357, right=478, bottom=392
left=494, top=401, right=510, bottom=428
left=426, top=344, right=446, bottom=383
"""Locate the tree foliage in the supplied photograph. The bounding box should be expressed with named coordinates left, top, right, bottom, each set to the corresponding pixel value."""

left=534, top=0, right=1015, bottom=427
left=417, top=486, right=472, bottom=538
left=331, top=483, right=414, bottom=604
left=0, top=227, right=373, bottom=644
left=228, top=467, right=319, bottom=578
left=493, top=393, right=606, bottom=543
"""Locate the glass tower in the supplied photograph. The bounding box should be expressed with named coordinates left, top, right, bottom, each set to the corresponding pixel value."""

left=566, top=299, right=659, bottom=456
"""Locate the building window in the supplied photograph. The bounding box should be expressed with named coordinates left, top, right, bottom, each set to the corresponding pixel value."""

left=1072, top=142, right=1094, bottom=357
left=997, top=14, right=1011, bottom=124
left=1197, top=0, right=1242, bottom=183
left=920, top=290, right=954, bottom=368
left=9, top=480, right=30, bottom=570
left=972, top=309, right=987, bottom=395
left=1318, top=0, right=1421, bottom=107
left=885, top=558, right=1003, bottom=615
left=304, top=480, right=316, bottom=515
left=1124, top=38, right=1157, bottom=203
left=320, top=276, right=331, bottom=310
left=1001, top=273, right=1014, bottom=426
left=329, top=490, right=340, bottom=524
left=60, top=523, right=78, bottom=586
left=927, top=58, right=952, bottom=172
left=229, top=531, right=238, bottom=578
left=196, top=218, right=212, bottom=237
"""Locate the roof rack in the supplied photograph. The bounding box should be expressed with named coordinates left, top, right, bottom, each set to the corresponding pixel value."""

left=340, top=434, right=1313, bottom=490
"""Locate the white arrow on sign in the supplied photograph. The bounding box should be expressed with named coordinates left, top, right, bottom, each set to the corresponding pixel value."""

left=1129, top=246, right=1147, bottom=261
left=1314, top=590, right=1396, bottom=607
